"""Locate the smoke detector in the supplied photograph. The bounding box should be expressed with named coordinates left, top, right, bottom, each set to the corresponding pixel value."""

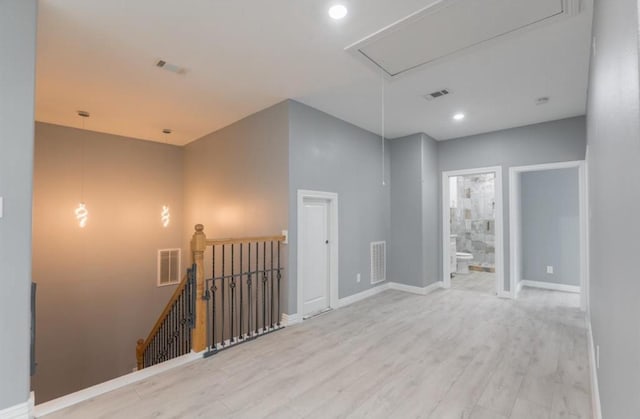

left=424, top=88, right=451, bottom=101
left=155, top=59, right=186, bottom=75
left=536, top=97, right=550, bottom=105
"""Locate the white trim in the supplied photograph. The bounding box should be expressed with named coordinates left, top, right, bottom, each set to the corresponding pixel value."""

left=587, top=318, right=603, bottom=419
left=281, top=312, right=302, bottom=326
left=0, top=393, right=31, bottom=419
left=338, top=283, right=388, bottom=308
left=509, top=160, right=587, bottom=310
left=297, top=190, right=339, bottom=317
left=520, top=280, right=580, bottom=294
left=388, top=281, right=443, bottom=295
left=337, top=281, right=443, bottom=308
left=442, top=166, right=505, bottom=297
left=34, top=351, right=204, bottom=417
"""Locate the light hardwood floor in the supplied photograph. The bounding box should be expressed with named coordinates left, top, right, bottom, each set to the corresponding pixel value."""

left=43, top=279, right=592, bottom=419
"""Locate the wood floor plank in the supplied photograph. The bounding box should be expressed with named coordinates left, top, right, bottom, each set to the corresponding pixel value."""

left=41, top=273, right=591, bottom=419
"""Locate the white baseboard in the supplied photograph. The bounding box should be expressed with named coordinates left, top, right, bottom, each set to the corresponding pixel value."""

left=516, top=280, right=523, bottom=297
left=587, top=317, right=602, bottom=419
left=0, top=392, right=33, bottom=419
left=33, top=351, right=204, bottom=418
left=338, top=283, right=389, bottom=308
left=281, top=312, right=302, bottom=326
left=337, top=281, right=443, bottom=308
left=521, top=280, right=580, bottom=294
left=388, top=281, right=443, bottom=295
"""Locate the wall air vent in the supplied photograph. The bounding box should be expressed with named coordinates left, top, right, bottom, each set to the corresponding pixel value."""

left=158, top=248, right=181, bottom=287
left=155, top=59, right=187, bottom=75
left=424, top=88, right=452, bottom=101
left=370, top=241, right=386, bottom=284
left=346, top=0, right=583, bottom=79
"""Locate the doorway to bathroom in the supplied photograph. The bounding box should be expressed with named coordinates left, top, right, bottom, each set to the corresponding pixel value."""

left=442, top=167, right=504, bottom=296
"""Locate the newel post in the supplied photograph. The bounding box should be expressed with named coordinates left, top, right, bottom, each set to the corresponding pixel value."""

left=136, top=339, right=144, bottom=370
left=191, top=224, right=208, bottom=352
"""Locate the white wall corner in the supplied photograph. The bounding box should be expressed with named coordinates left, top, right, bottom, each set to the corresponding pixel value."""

left=281, top=312, right=302, bottom=326
left=388, top=281, right=443, bottom=295
left=0, top=393, right=32, bottom=419
left=587, top=317, right=603, bottom=419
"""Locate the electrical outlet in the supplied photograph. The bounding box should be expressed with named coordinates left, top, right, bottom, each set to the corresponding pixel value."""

left=596, top=345, right=600, bottom=369
left=546, top=266, right=554, bottom=274
left=356, top=273, right=361, bottom=283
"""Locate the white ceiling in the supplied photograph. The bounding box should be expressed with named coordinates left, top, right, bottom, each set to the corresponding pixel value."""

left=36, top=0, right=593, bottom=145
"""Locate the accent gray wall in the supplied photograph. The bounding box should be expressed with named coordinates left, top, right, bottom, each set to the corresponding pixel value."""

left=521, top=168, right=580, bottom=286
left=0, top=0, right=37, bottom=410
left=438, top=116, right=587, bottom=291
left=32, top=123, right=185, bottom=403
left=288, top=100, right=390, bottom=313
left=421, top=134, right=440, bottom=286
left=389, top=133, right=439, bottom=288
left=586, top=0, right=640, bottom=416
left=183, top=101, right=289, bottom=308
left=390, top=135, right=423, bottom=287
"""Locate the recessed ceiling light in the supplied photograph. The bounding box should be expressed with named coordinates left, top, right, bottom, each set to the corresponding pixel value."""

left=453, top=113, right=465, bottom=121
left=329, top=4, right=348, bottom=20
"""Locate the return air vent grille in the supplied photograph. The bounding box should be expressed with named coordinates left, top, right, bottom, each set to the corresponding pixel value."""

left=158, top=248, right=181, bottom=287
left=424, top=88, right=451, bottom=101
left=370, top=241, right=386, bottom=284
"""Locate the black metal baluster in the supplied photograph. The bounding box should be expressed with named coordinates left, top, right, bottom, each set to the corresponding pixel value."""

left=212, top=246, right=216, bottom=350
left=221, top=244, right=225, bottom=347
left=270, top=240, right=274, bottom=329
left=240, top=243, right=244, bottom=340
left=255, top=242, right=260, bottom=335
left=247, top=242, right=252, bottom=338
left=230, top=244, right=236, bottom=343
left=262, top=241, right=267, bottom=333
left=277, top=240, right=281, bottom=327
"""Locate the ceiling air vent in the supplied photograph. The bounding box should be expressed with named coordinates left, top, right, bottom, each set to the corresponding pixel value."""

left=155, top=59, right=186, bottom=75
left=424, top=88, right=451, bottom=101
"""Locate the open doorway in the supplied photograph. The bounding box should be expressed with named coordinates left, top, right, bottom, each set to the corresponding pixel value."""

left=442, top=167, right=505, bottom=296
left=509, top=161, right=587, bottom=311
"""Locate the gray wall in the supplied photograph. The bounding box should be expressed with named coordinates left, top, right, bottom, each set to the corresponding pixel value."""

left=288, top=100, right=390, bottom=313
left=389, top=133, right=439, bottom=288
left=389, top=135, right=423, bottom=287
left=521, top=168, right=580, bottom=286
left=0, top=0, right=37, bottom=410
left=183, top=101, right=289, bottom=306
left=586, top=0, right=640, bottom=416
left=31, top=123, right=185, bottom=403
left=438, top=116, right=587, bottom=291
left=421, top=134, right=440, bottom=286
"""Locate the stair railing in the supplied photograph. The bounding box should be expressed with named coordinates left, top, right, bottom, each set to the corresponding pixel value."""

left=136, top=224, right=285, bottom=369
left=136, top=265, right=196, bottom=370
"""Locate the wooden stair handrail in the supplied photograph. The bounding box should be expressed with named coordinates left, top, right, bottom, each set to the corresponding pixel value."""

left=136, top=273, right=189, bottom=370
left=205, top=235, right=286, bottom=246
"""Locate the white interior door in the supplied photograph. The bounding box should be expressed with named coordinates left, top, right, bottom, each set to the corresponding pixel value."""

left=300, top=198, right=330, bottom=317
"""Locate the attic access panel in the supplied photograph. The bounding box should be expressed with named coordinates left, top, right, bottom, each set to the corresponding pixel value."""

left=346, top=0, right=581, bottom=78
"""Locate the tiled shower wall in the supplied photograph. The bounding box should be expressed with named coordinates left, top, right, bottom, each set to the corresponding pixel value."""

left=450, top=173, right=496, bottom=267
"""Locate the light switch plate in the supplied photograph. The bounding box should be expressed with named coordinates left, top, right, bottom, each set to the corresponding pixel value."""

left=0, top=196, right=3, bottom=218
left=546, top=265, right=554, bottom=274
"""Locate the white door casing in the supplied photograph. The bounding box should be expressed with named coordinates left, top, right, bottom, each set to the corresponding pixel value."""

left=297, top=190, right=339, bottom=318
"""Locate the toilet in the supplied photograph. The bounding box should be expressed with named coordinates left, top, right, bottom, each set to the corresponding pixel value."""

left=456, top=252, right=474, bottom=274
